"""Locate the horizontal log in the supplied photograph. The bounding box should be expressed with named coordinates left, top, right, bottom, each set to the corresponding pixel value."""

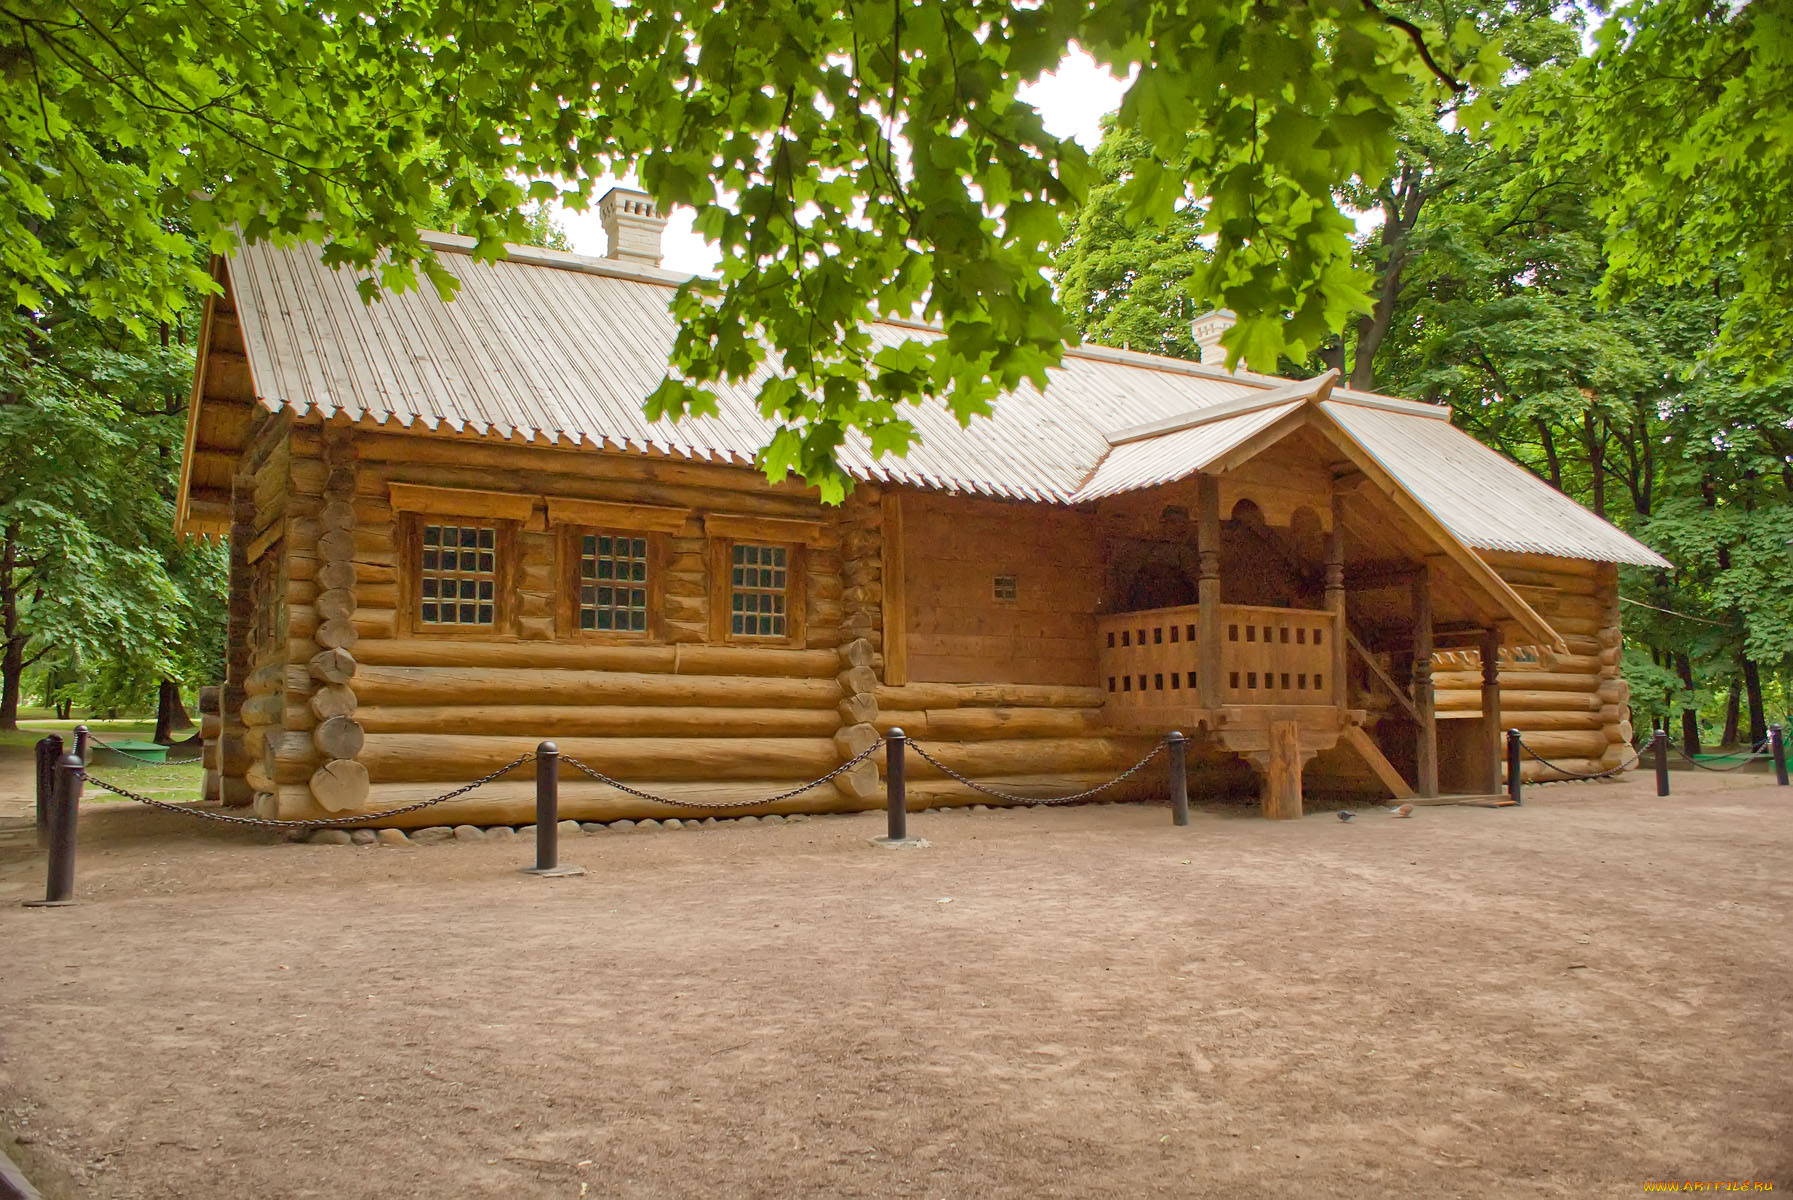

left=887, top=737, right=1152, bottom=781
left=241, top=693, right=285, bottom=728
left=1436, top=689, right=1601, bottom=713
left=906, top=772, right=1163, bottom=809
left=310, top=647, right=357, bottom=685
left=309, top=684, right=358, bottom=721
left=270, top=730, right=320, bottom=784
left=311, top=759, right=370, bottom=813
left=874, top=707, right=1108, bottom=740
left=874, top=682, right=1108, bottom=711
left=265, top=777, right=870, bottom=826
left=1510, top=730, right=1611, bottom=759
left=313, top=714, right=366, bottom=760
left=245, top=663, right=284, bottom=696
left=355, top=704, right=840, bottom=738
left=346, top=637, right=840, bottom=677
left=1436, top=671, right=1601, bottom=693
left=352, top=664, right=843, bottom=709
left=358, top=733, right=841, bottom=783
left=283, top=704, right=317, bottom=733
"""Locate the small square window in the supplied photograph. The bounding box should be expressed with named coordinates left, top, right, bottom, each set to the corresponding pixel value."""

left=579, top=532, right=650, bottom=635
left=730, top=543, right=789, bottom=638
left=993, top=574, right=1018, bottom=603
left=419, top=523, right=498, bottom=628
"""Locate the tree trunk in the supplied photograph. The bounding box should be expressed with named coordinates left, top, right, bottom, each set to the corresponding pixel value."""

left=1673, top=651, right=1700, bottom=758
left=1742, top=658, right=1767, bottom=747
left=0, top=524, right=20, bottom=731
left=1721, top=677, right=1742, bottom=747
left=153, top=679, right=193, bottom=744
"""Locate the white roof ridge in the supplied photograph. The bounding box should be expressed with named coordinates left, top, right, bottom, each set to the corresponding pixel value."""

left=1106, top=371, right=1339, bottom=446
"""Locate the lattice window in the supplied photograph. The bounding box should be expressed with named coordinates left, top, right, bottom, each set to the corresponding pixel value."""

left=420, top=524, right=496, bottom=626
left=579, top=533, right=649, bottom=633
left=993, top=574, right=1018, bottom=603
left=730, top=543, right=788, bottom=637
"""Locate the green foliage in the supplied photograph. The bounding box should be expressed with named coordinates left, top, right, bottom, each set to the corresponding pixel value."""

left=2, top=0, right=1504, bottom=495
left=0, top=302, right=226, bottom=726
left=1054, top=123, right=1209, bottom=360
left=1505, top=0, right=1793, bottom=375
left=1054, top=4, right=1793, bottom=740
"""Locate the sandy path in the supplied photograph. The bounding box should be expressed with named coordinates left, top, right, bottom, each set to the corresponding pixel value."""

left=1, top=776, right=1788, bottom=1198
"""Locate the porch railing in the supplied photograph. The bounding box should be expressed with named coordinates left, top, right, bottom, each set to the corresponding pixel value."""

left=1097, top=602, right=1338, bottom=710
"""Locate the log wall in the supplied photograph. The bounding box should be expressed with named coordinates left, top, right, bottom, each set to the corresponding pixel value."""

left=251, top=423, right=872, bottom=825
left=1441, top=553, right=1632, bottom=783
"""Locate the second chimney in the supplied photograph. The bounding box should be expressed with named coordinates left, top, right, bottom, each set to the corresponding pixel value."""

left=598, top=187, right=666, bottom=268
left=1190, top=309, right=1238, bottom=368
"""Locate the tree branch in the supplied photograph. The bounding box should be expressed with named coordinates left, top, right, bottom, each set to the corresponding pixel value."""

left=1359, top=0, right=1466, bottom=92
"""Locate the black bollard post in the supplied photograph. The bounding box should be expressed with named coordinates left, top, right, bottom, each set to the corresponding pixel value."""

left=1506, top=728, right=1522, bottom=807
left=73, top=724, right=90, bottom=765
left=521, top=741, right=583, bottom=877
left=24, top=752, right=82, bottom=907
left=886, top=728, right=908, bottom=842
left=1167, top=731, right=1189, bottom=826
left=1772, top=725, right=1789, bottom=787
left=34, top=733, right=62, bottom=847
left=1653, top=728, right=1670, bottom=797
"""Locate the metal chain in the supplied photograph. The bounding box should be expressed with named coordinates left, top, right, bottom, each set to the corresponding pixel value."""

left=1518, top=740, right=1643, bottom=782
left=79, top=753, right=537, bottom=830
left=561, top=738, right=886, bottom=812
left=85, top=734, right=205, bottom=766
left=907, top=738, right=1167, bottom=806
left=1670, top=739, right=1771, bottom=774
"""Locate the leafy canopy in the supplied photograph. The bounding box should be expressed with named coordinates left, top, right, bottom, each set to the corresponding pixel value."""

left=4, top=0, right=1502, bottom=495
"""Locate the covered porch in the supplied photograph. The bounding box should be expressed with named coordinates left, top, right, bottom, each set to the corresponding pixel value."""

left=1080, top=380, right=1559, bottom=818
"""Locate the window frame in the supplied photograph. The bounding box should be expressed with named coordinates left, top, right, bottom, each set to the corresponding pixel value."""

left=399, top=512, right=518, bottom=638
left=708, top=537, right=806, bottom=647
left=556, top=525, right=668, bottom=643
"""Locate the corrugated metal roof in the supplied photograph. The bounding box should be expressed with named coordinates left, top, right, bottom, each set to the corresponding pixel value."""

left=1070, top=401, right=1304, bottom=502
left=1322, top=401, right=1668, bottom=567
left=216, top=235, right=1667, bottom=565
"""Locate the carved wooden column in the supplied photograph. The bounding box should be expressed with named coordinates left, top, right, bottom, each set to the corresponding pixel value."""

left=1411, top=566, right=1438, bottom=797
left=1480, top=625, right=1503, bottom=795
left=1196, top=474, right=1223, bottom=710
left=1325, top=494, right=1347, bottom=708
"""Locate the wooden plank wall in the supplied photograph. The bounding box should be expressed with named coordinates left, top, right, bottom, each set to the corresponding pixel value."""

left=1439, top=553, right=1631, bottom=782
left=254, top=423, right=880, bottom=825
left=900, top=492, right=1104, bottom=686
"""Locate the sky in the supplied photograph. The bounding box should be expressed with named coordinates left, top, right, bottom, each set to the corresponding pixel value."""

left=554, top=49, right=1134, bottom=274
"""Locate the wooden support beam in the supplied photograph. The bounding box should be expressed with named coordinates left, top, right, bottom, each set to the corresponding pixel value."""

left=1258, top=720, right=1305, bottom=820
left=1196, top=474, right=1223, bottom=708
left=881, top=492, right=907, bottom=686
left=1480, top=626, right=1503, bottom=795
left=1412, top=567, right=1438, bottom=798
left=1345, top=627, right=1419, bottom=722
left=1326, top=492, right=1347, bottom=708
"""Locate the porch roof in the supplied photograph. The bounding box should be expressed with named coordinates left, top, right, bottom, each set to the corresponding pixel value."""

left=185, top=233, right=1668, bottom=569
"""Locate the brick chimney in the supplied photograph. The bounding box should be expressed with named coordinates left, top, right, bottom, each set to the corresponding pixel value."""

left=598, top=187, right=666, bottom=268
left=1190, top=309, right=1238, bottom=368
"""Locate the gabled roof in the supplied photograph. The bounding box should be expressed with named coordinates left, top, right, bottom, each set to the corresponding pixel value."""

left=186, top=232, right=1668, bottom=568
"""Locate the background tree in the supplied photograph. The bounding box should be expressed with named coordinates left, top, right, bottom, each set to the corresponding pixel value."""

left=1054, top=125, right=1209, bottom=360
left=1, top=0, right=1507, bottom=495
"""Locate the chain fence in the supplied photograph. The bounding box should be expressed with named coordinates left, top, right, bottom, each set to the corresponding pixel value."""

left=562, top=739, right=886, bottom=811
left=86, top=734, right=206, bottom=767
left=1670, top=739, right=1772, bottom=774
left=1517, top=740, right=1645, bottom=782
left=80, top=753, right=538, bottom=830
left=907, top=738, right=1167, bottom=806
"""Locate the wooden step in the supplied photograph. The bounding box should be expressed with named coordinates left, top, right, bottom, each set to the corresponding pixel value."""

left=1338, top=725, right=1416, bottom=800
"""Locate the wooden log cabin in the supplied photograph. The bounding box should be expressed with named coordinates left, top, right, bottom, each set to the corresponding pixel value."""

left=175, top=189, right=1668, bottom=825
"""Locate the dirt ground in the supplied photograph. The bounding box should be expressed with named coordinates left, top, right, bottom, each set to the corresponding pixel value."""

left=0, top=773, right=1788, bottom=1199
